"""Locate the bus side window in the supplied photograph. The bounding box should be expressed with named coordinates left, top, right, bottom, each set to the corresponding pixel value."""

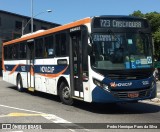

left=55, top=33, right=68, bottom=57
left=35, top=38, right=44, bottom=58
left=4, top=46, right=8, bottom=59
left=19, top=42, right=27, bottom=59
left=44, top=35, right=54, bottom=58
left=8, top=45, right=12, bottom=59
left=12, top=44, right=19, bottom=59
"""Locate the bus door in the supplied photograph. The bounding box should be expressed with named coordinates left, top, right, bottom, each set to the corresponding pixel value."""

left=70, top=30, right=84, bottom=98
left=27, top=39, right=35, bottom=91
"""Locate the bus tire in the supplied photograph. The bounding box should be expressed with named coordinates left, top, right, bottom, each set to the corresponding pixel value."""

left=59, top=82, right=73, bottom=105
left=17, top=75, right=24, bottom=92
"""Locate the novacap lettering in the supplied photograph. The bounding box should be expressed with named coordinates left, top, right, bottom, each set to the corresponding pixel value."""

left=40, top=66, right=54, bottom=73
left=110, top=82, right=132, bottom=87
left=117, top=82, right=132, bottom=87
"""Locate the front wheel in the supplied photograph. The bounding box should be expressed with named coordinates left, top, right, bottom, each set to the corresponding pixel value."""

left=59, top=82, right=73, bottom=105
left=17, top=75, right=24, bottom=92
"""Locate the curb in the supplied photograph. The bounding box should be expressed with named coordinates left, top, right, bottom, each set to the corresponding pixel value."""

left=151, top=98, right=160, bottom=103
left=150, top=93, right=160, bottom=103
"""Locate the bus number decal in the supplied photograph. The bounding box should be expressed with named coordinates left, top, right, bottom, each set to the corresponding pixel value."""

left=21, top=66, right=26, bottom=72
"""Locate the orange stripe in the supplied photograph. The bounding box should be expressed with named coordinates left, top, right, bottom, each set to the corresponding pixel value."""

left=30, top=66, right=34, bottom=76
left=38, top=66, right=68, bottom=78
left=8, top=65, right=68, bottom=77
left=9, top=64, right=19, bottom=75
left=2, top=62, right=6, bottom=72
left=8, top=64, right=25, bottom=75
left=3, top=18, right=91, bottom=46
left=2, top=46, right=6, bottom=72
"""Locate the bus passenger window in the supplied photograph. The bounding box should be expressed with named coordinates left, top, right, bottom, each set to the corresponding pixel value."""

left=19, top=43, right=27, bottom=59
left=44, top=35, right=54, bottom=57
left=4, top=46, right=8, bottom=59
left=35, top=38, right=44, bottom=58
left=8, top=45, right=12, bottom=59
left=12, top=44, right=19, bottom=59
left=55, top=33, right=68, bottom=57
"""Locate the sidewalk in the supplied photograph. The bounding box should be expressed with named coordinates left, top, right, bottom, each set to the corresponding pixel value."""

left=151, top=81, right=160, bottom=103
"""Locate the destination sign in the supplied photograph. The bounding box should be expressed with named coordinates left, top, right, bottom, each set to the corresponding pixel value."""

left=93, top=18, right=148, bottom=28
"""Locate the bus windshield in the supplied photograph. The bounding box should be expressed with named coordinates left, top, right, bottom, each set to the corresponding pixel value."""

left=91, top=32, right=153, bottom=70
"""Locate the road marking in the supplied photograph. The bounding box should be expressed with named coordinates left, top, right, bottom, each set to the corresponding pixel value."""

left=0, top=104, right=45, bottom=114
left=42, top=114, right=89, bottom=131
left=8, top=131, right=23, bottom=132
left=0, top=113, right=44, bottom=117
left=0, top=104, right=90, bottom=131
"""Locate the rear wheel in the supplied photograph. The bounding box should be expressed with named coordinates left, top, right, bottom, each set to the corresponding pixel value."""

left=17, top=75, right=24, bottom=92
left=59, top=82, right=73, bottom=105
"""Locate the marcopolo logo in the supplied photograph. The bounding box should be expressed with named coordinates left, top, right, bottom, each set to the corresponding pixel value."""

left=110, top=82, right=132, bottom=88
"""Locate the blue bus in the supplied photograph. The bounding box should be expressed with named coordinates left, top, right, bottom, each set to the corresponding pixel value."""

left=2, top=15, right=157, bottom=105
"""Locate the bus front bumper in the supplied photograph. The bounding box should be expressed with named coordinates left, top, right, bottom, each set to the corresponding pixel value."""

left=92, top=85, right=157, bottom=103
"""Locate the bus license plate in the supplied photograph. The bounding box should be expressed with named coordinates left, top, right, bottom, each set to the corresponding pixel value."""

left=128, top=92, right=139, bottom=98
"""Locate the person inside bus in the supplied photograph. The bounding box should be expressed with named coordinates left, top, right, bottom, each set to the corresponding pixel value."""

left=111, top=44, right=124, bottom=63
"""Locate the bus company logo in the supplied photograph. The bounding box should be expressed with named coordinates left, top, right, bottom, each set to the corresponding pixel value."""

left=110, top=82, right=132, bottom=88
left=40, top=66, right=55, bottom=73
left=110, top=82, right=117, bottom=88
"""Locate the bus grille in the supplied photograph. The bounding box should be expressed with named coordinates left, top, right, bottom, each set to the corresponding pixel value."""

left=112, top=89, right=151, bottom=99
left=108, top=73, right=150, bottom=80
left=107, top=69, right=153, bottom=80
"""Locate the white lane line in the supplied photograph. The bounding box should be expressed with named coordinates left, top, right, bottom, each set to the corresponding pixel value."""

left=8, top=131, right=23, bottom=132
left=0, top=104, right=90, bottom=131
left=0, top=104, right=45, bottom=114
left=42, top=114, right=90, bottom=131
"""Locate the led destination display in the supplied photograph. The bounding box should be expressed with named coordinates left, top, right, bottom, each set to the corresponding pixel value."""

left=93, top=17, right=148, bottom=28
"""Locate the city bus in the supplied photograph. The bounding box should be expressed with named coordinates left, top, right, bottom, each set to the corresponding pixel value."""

left=2, top=15, right=157, bottom=105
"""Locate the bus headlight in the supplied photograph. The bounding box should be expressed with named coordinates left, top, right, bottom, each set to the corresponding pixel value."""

left=93, top=78, right=109, bottom=91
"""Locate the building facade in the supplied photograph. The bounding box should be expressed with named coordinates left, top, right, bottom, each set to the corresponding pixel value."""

left=0, top=10, right=60, bottom=76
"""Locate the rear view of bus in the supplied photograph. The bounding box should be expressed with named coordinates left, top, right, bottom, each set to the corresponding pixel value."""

left=89, top=16, right=156, bottom=103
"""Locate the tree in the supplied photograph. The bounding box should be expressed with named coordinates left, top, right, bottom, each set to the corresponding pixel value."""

left=153, top=28, right=160, bottom=57
left=131, top=10, right=144, bottom=18
left=131, top=11, right=160, bottom=58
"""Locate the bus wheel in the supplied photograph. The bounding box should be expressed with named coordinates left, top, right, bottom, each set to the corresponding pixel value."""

left=59, top=82, right=73, bottom=105
left=17, top=75, right=24, bottom=92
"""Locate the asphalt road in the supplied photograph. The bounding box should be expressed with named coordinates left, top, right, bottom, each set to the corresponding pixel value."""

left=0, top=77, right=159, bottom=132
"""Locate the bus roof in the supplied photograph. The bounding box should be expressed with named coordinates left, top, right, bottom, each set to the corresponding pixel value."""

left=3, top=17, right=91, bottom=46
left=3, top=15, right=148, bottom=46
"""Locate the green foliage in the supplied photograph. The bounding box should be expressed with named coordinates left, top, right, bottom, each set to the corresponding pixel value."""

left=131, top=10, right=145, bottom=18
left=145, top=12, right=160, bottom=33
left=131, top=11, right=160, bottom=58
left=153, top=28, right=160, bottom=43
